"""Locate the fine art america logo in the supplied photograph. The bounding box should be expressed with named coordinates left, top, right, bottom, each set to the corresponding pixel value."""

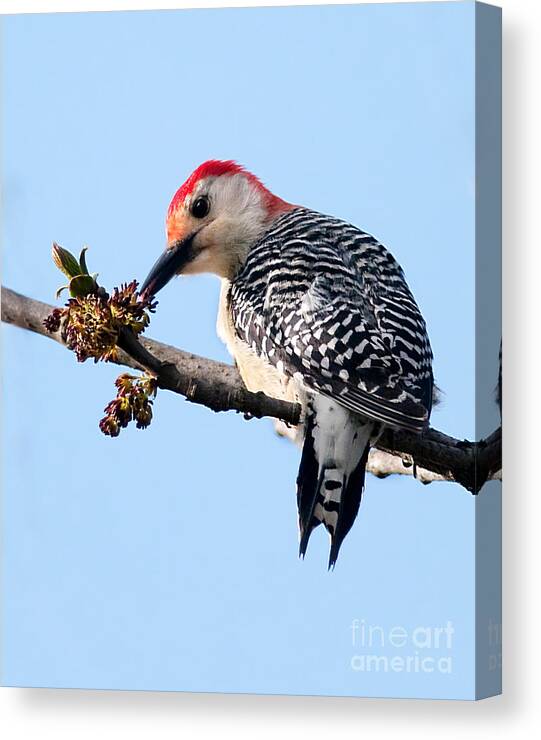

left=350, top=619, right=454, bottom=675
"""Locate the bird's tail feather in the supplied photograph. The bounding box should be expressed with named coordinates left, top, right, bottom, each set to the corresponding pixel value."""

left=296, top=399, right=372, bottom=568
left=327, top=446, right=369, bottom=568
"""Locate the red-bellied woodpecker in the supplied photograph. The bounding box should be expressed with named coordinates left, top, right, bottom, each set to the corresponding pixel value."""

left=141, top=160, right=433, bottom=567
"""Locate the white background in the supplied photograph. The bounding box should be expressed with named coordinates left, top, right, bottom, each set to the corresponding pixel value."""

left=0, top=0, right=539, bottom=737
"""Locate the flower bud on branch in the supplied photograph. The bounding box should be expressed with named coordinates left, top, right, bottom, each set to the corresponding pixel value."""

left=99, top=373, right=157, bottom=437
left=43, top=244, right=157, bottom=362
left=43, top=243, right=159, bottom=434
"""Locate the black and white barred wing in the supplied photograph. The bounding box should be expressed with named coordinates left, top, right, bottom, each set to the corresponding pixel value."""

left=231, top=208, right=433, bottom=432
left=280, top=283, right=432, bottom=432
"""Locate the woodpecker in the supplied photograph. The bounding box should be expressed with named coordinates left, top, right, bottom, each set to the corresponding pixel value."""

left=141, top=160, right=433, bottom=567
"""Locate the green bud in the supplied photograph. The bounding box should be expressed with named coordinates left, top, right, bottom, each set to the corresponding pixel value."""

left=52, top=243, right=83, bottom=279
left=79, top=247, right=90, bottom=275
left=68, top=274, right=98, bottom=298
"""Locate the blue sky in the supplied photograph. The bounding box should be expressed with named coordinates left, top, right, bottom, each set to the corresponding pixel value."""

left=1, top=2, right=498, bottom=699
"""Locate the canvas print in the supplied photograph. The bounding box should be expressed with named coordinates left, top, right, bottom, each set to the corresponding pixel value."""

left=1, top=1, right=502, bottom=700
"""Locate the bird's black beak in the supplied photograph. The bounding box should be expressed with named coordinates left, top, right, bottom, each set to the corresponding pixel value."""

left=140, top=236, right=194, bottom=298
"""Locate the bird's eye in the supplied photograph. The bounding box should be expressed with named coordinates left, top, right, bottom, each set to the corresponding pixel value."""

left=191, top=196, right=210, bottom=219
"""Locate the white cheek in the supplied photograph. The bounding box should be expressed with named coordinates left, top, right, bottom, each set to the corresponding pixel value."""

left=182, top=248, right=213, bottom=275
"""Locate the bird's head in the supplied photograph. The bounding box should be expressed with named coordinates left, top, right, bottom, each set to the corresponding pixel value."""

left=140, top=160, right=294, bottom=296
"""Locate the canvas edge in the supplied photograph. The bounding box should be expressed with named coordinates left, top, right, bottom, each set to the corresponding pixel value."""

left=474, top=0, right=503, bottom=701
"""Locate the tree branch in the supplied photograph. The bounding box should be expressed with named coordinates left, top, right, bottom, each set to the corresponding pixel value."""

left=1, top=285, right=300, bottom=426
left=1, top=286, right=501, bottom=493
